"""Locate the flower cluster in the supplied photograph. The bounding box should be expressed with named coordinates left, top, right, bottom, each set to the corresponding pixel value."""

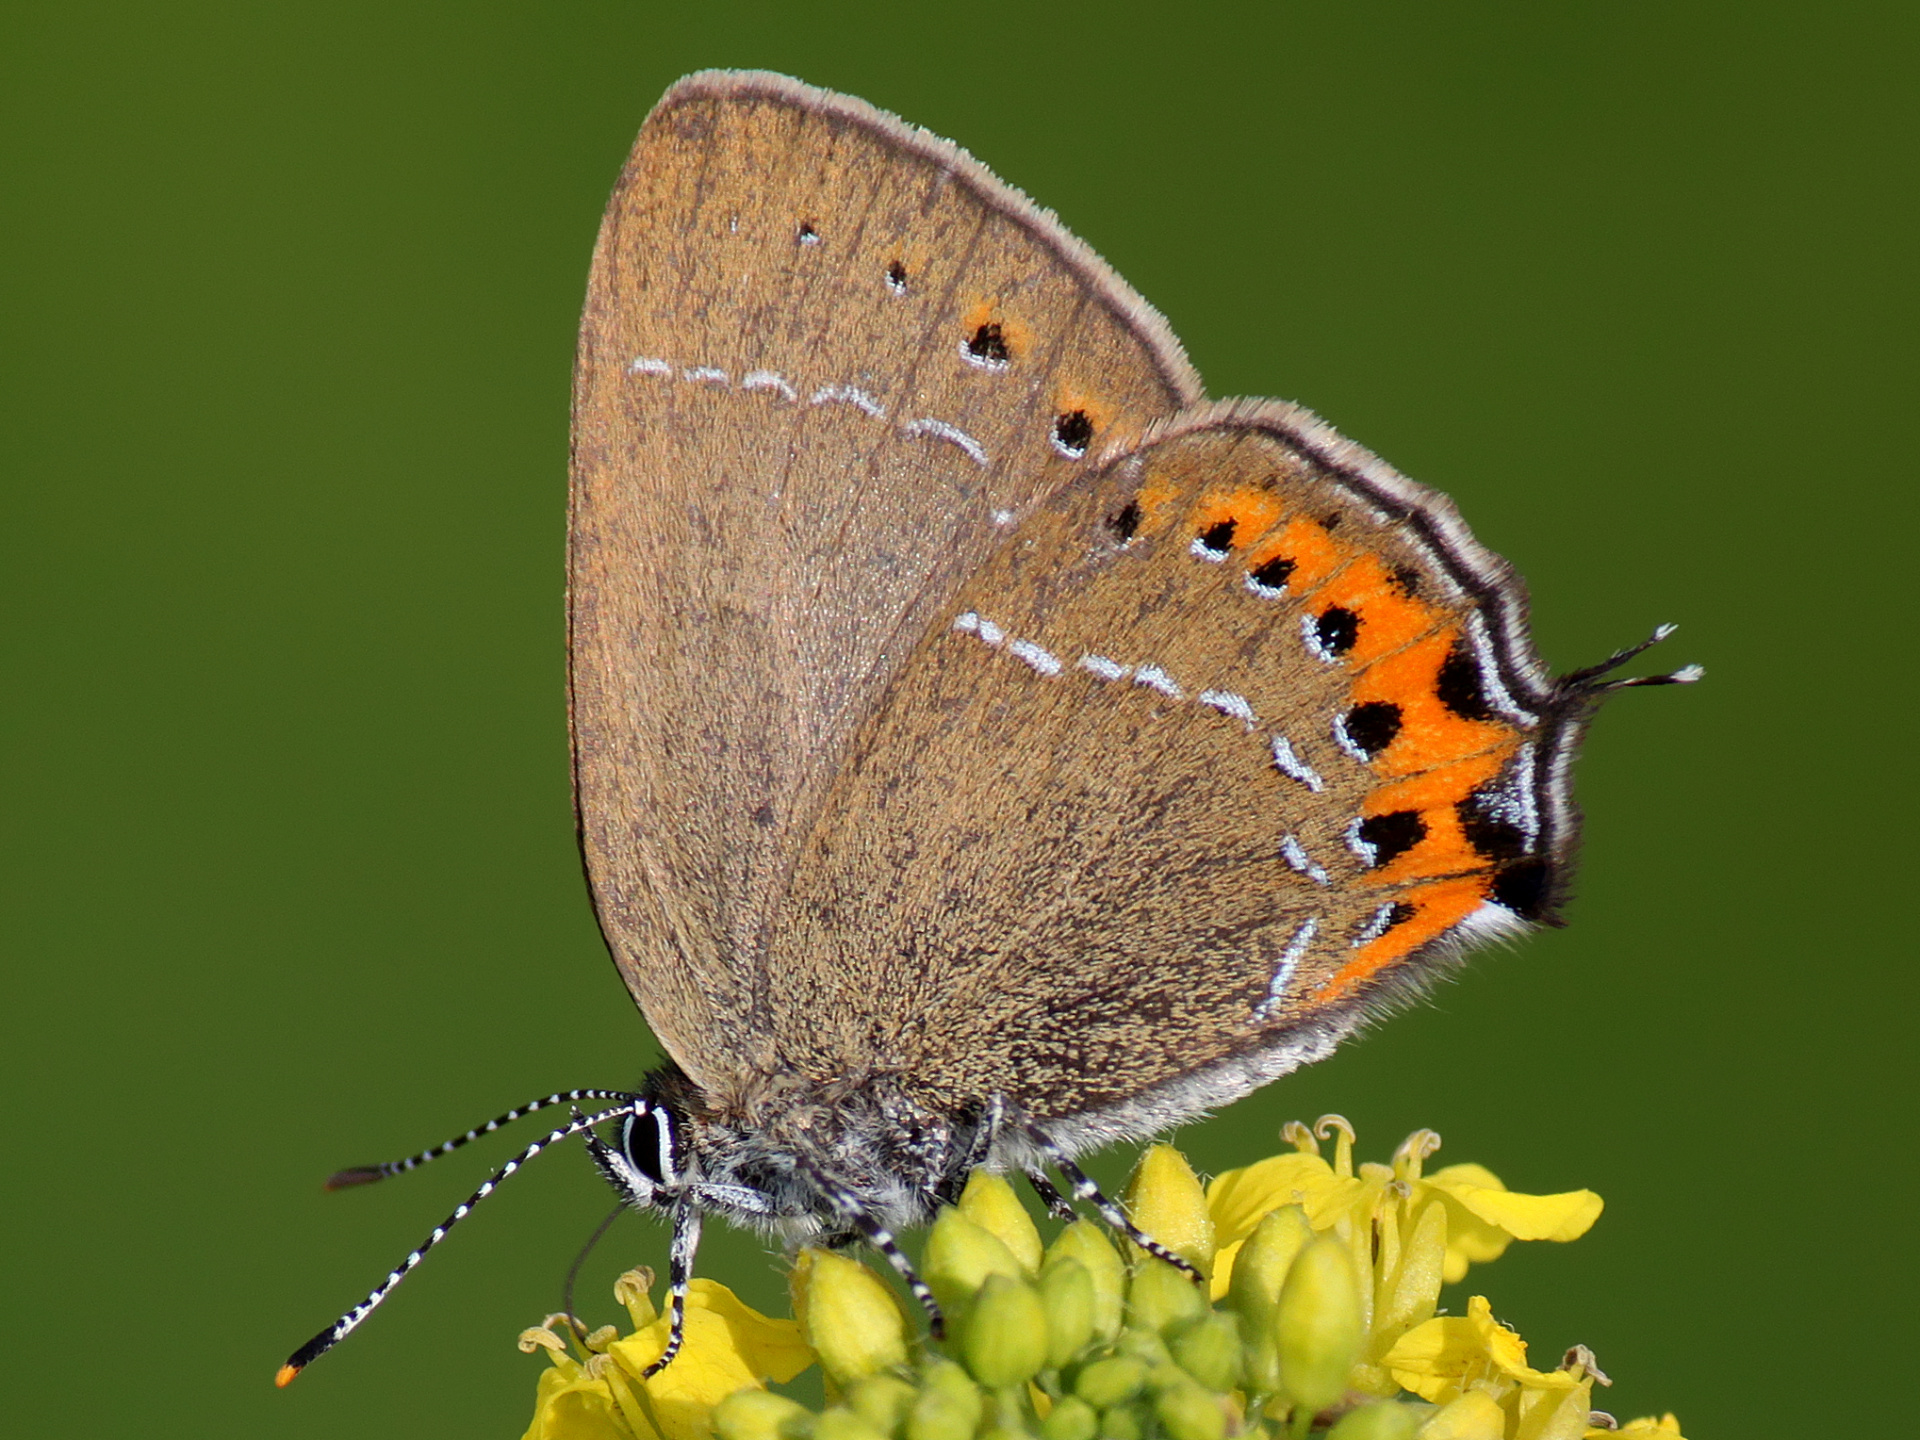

left=520, top=1119, right=1686, bottom=1440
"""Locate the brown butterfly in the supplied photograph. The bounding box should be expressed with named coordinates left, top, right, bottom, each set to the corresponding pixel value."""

left=280, top=70, right=1695, bottom=1385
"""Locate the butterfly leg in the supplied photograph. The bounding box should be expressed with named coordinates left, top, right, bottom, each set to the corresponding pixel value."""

left=641, top=1198, right=703, bottom=1377
left=1023, top=1167, right=1078, bottom=1222
left=1021, top=1122, right=1203, bottom=1282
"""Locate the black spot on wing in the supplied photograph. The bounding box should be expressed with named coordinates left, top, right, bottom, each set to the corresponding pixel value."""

left=1437, top=641, right=1495, bottom=722
left=966, top=322, right=1011, bottom=366
left=1357, top=810, right=1426, bottom=868
left=1196, top=519, right=1237, bottom=555
left=1315, top=607, right=1360, bottom=658
left=1341, top=701, right=1402, bottom=759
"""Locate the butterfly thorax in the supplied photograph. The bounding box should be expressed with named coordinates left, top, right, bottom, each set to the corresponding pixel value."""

left=641, top=1063, right=992, bottom=1241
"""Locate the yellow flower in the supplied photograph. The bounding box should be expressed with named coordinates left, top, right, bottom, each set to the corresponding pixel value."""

left=1208, top=1120, right=1602, bottom=1296
left=524, top=1123, right=1683, bottom=1440
left=519, top=1269, right=812, bottom=1440
left=1383, top=1295, right=1577, bottom=1403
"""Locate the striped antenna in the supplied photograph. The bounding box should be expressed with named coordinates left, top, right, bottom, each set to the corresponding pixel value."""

left=276, top=1100, right=643, bottom=1387
left=323, top=1089, right=644, bottom=1190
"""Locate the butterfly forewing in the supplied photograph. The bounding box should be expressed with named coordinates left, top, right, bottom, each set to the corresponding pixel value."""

left=569, top=72, right=1201, bottom=1094
left=766, top=401, right=1564, bottom=1131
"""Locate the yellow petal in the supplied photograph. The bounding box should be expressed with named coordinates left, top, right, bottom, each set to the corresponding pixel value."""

left=1382, top=1315, right=1488, bottom=1404
left=1425, top=1176, right=1602, bottom=1245
left=609, top=1282, right=812, bottom=1440
left=1512, top=1374, right=1592, bottom=1440
left=1206, top=1153, right=1339, bottom=1246
left=523, top=1358, right=648, bottom=1440
left=1416, top=1390, right=1505, bottom=1440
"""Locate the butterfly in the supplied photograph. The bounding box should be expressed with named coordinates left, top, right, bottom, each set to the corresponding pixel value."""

left=280, top=69, right=1695, bottom=1386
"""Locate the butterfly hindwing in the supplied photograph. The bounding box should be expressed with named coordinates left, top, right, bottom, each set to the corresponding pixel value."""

left=766, top=400, right=1576, bottom=1135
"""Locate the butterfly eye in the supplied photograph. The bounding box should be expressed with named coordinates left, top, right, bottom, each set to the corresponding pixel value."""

left=622, top=1108, right=680, bottom=1187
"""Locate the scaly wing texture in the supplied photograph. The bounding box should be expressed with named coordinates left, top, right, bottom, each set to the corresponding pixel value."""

left=767, top=402, right=1574, bottom=1129
left=569, top=72, right=1200, bottom=1094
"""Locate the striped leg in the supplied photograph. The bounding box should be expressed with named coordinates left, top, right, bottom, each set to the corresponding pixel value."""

left=1023, top=1123, right=1203, bottom=1282
left=324, top=1089, right=644, bottom=1190
left=641, top=1199, right=704, bottom=1377
left=1023, top=1167, right=1077, bottom=1222
left=277, top=1100, right=641, bottom=1386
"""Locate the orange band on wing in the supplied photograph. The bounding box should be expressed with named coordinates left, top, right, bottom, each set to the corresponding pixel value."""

left=1317, top=875, right=1491, bottom=1001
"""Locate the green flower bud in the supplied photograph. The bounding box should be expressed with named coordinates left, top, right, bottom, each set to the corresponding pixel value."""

left=1274, top=1236, right=1363, bottom=1416
left=1096, top=1402, right=1144, bottom=1440
left=795, top=1248, right=912, bottom=1385
left=1045, top=1223, right=1127, bottom=1342
left=1120, top=1145, right=1215, bottom=1277
left=1126, top=1259, right=1207, bottom=1335
left=959, top=1171, right=1044, bottom=1275
left=1039, top=1258, right=1096, bottom=1367
left=1324, top=1400, right=1419, bottom=1440
left=962, top=1274, right=1051, bottom=1389
left=1223, top=1204, right=1313, bottom=1394
left=814, top=1408, right=892, bottom=1440
left=924, top=1208, right=1027, bottom=1315
left=906, top=1361, right=984, bottom=1440
left=1112, top=1328, right=1172, bottom=1369
left=1224, top=1205, right=1313, bottom=1327
left=1152, top=1382, right=1226, bottom=1440
left=715, top=1389, right=816, bottom=1440
left=1169, top=1313, right=1242, bottom=1393
left=846, top=1375, right=920, bottom=1437
left=1039, top=1395, right=1098, bottom=1440
left=1072, top=1354, right=1149, bottom=1410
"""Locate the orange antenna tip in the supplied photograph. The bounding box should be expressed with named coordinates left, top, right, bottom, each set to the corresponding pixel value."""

left=274, top=1363, right=302, bottom=1388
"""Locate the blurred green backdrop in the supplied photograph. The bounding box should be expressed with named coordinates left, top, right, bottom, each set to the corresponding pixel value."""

left=5, top=3, right=1913, bottom=1436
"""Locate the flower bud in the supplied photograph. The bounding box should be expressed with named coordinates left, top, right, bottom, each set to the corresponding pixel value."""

left=715, top=1389, right=815, bottom=1440
left=1152, top=1381, right=1226, bottom=1440
left=1224, top=1205, right=1313, bottom=1326
left=794, top=1248, right=912, bottom=1386
left=846, top=1375, right=919, bottom=1437
left=1223, top=1204, right=1312, bottom=1394
left=1039, top=1258, right=1096, bottom=1367
left=1126, top=1259, right=1207, bottom=1335
left=1045, top=1223, right=1127, bottom=1342
left=1073, top=1355, right=1148, bottom=1410
left=1097, top=1403, right=1145, bottom=1440
left=1323, top=1400, right=1419, bottom=1440
left=962, top=1274, right=1050, bottom=1389
left=1120, top=1145, right=1215, bottom=1277
left=1112, top=1328, right=1173, bottom=1368
left=959, top=1172, right=1044, bottom=1275
left=1274, top=1236, right=1364, bottom=1416
left=924, top=1208, right=1027, bottom=1315
left=1039, top=1395, right=1098, bottom=1440
left=814, top=1408, right=891, bottom=1440
left=906, top=1361, right=984, bottom=1440
left=1169, top=1313, right=1242, bottom=1393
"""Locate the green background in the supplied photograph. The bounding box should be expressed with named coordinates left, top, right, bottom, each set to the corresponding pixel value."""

left=6, top=3, right=1912, bottom=1436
